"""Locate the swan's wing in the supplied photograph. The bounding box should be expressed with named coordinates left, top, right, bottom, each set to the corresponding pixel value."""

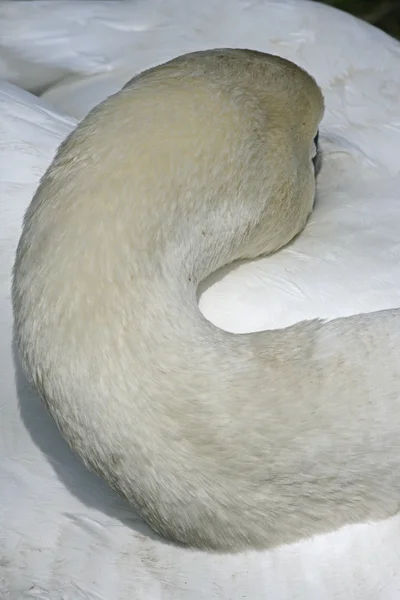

left=2, top=0, right=400, bottom=119
left=33, top=0, right=400, bottom=125
left=0, top=0, right=165, bottom=92
left=0, top=0, right=242, bottom=92
left=2, top=77, right=400, bottom=598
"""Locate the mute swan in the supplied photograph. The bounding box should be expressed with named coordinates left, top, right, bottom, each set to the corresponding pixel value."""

left=2, top=65, right=400, bottom=600
left=2, top=0, right=400, bottom=598
left=13, top=49, right=324, bottom=552
left=11, top=45, right=400, bottom=553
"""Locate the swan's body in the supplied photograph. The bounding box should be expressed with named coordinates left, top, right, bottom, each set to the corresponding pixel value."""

left=12, top=48, right=400, bottom=553
left=3, top=0, right=400, bottom=596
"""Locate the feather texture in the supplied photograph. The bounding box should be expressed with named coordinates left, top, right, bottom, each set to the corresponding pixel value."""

left=1, top=0, right=400, bottom=597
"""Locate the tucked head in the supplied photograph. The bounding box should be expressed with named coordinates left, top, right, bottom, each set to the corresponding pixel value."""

left=31, top=49, right=324, bottom=277
left=118, top=48, right=324, bottom=260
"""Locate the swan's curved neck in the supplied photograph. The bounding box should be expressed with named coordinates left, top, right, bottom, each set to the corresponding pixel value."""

left=12, top=48, right=400, bottom=552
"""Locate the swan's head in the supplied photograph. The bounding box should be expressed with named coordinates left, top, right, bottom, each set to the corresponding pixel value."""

left=134, top=48, right=324, bottom=260
left=34, top=49, right=324, bottom=278
left=124, top=49, right=325, bottom=264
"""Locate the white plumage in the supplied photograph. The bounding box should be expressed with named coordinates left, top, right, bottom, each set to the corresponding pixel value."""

left=1, top=0, right=400, bottom=597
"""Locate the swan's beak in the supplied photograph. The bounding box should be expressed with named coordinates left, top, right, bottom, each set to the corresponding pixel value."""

left=313, top=130, right=322, bottom=177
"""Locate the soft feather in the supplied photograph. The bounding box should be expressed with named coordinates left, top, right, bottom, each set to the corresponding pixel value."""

left=2, top=0, right=400, bottom=596
left=12, top=49, right=400, bottom=552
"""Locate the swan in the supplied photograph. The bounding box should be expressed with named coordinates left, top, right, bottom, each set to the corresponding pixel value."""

left=10, top=46, right=400, bottom=554
left=2, top=67, right=400, bottom=600
left=2, top=0, right=400, bottom=597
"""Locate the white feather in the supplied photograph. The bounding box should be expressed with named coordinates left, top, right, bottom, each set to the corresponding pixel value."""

left=1, top=0, right=400, bottom=597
